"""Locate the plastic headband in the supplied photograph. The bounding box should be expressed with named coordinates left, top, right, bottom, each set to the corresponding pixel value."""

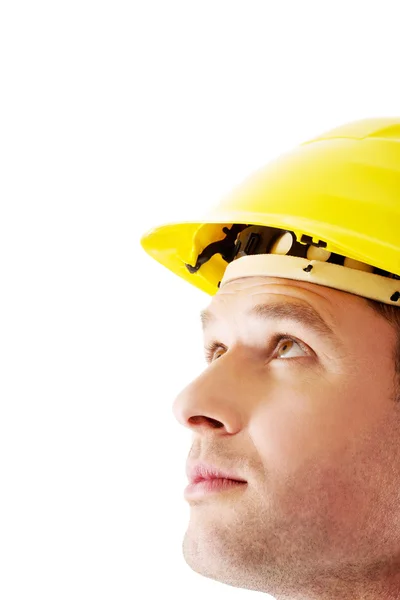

left=185, top=225, right=400, bottom=305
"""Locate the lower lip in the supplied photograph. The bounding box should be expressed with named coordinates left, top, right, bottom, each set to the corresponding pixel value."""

left=184, top=478, right=247, bottom=499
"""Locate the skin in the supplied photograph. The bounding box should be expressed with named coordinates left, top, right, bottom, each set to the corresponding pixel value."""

left=172, top=276, right=400, bottom=600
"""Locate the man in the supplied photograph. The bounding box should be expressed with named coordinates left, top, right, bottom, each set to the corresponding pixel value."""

left=140, top=118, right=400, bottom=600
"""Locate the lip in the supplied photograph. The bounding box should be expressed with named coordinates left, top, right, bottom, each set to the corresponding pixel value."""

left=184, top=478, right=247, bottom=500
left=186, top=461, right=247, bottom=485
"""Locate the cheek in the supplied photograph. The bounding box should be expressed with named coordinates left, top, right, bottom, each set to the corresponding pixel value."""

left=247, top=372, right=348, bottom=478
left=247, top=363, right=392, bottom=485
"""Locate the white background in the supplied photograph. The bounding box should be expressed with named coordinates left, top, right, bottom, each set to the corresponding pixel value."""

left=1, top=1, right=399, bottom=598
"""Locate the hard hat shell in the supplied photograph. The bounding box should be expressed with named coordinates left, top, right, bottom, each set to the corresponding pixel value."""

left=140, top=118, right=400, bottom=297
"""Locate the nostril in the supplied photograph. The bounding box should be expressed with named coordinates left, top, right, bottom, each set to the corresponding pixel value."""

left=189, top=416, right=224, bottom=429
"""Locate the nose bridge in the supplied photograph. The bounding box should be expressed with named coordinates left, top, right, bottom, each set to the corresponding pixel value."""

left=172, top=353, right=247, bottom=433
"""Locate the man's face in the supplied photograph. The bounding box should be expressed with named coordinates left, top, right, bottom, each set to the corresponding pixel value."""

left=172, top=276, right=400, bottom=600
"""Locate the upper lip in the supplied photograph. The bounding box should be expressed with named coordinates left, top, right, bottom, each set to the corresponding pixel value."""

left=186, top=461, right=247, bottom=484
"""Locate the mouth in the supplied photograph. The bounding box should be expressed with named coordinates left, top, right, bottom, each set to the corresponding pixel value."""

left=184, top=477, right=247, bottom=500
left=186, top=462, right=247, bottom=485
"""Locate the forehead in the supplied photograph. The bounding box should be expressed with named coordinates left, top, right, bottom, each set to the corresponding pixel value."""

left=200, top=276, right=372, bottom=343
left=207, top=276, right=347, bottom=315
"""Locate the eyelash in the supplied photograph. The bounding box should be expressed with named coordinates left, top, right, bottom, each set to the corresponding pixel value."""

left=204, top=334, right=310, bottom=364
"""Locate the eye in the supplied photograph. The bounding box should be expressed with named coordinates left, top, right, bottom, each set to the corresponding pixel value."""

left=275, top=337, right=307, bottom=359
left=204, top=336, right=308, bottom=364
left=204, top=342, right=226, bottom=364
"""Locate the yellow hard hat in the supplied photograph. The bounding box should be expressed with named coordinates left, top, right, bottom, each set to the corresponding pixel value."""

left=140, top=118, right=400, bottom=306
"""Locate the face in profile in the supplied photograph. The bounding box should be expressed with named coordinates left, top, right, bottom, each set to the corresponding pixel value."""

left=172, top=276, right=400, bottom=600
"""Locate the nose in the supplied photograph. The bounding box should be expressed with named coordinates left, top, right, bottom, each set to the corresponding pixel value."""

left=172, top=360, right=244, bottom=435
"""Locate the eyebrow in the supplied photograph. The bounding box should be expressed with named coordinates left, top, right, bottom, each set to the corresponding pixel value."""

left=200, top=301, right=339, bottom=345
